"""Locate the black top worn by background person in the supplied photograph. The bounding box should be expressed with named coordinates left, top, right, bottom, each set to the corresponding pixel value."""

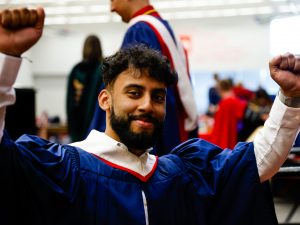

left=66, top=35, right=104, bottom=142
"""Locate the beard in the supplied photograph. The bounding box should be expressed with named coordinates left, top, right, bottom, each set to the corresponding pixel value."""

left=110, top=107, right=163, bottom=150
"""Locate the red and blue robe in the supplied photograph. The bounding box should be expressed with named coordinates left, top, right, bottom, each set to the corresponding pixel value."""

left=0, top=130, right=277, bottom=225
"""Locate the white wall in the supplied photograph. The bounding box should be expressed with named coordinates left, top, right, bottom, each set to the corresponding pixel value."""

left=27, top=22, right=126, bottom=123
left=171, top=17, right=270, bottom=71
left=16, top=16, right=271, bottom=123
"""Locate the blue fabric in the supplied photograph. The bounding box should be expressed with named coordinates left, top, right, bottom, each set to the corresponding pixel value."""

left=88, top=19, right=182, bottom=156
left=294, top=133, right=300, bottom=147
left=208, top=87, right=221, bottom=105
left=87, top=83, right=106, bottom=135
left=0, top=131, right=277, bottom=225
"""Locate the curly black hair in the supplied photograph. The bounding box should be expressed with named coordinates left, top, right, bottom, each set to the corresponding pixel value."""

left=102, top=44, right=178, bottom=88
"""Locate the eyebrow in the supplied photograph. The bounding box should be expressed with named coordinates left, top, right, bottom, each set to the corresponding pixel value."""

left=124, top=84, right=167, bottom=94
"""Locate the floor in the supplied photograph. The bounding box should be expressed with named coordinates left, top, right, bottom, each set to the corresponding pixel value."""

left=272, top=152, right=300, bottom=224
left=275, top=198, right=300, bottom=224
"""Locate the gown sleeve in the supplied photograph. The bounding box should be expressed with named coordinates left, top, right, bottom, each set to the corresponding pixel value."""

left=0, top=131, right=80, bottom=224
left=170, top=138, right=278, bottom=225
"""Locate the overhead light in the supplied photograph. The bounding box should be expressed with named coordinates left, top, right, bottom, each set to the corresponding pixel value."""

left=9, top=0, right=58, bottom=4
left=45, top=6, right=86, bottom=15
left=88, top=5, right=109, bottom=13
left=256, top=6, right=273, bottom=14
left=45, top=15, right=110, bottom=25
left=154, top=0, right=266, bottom=9
left=239, top=7, right=257, bottom=15
left=222, top=8, right=238, bottom=16
left=2, top=0, right=296, bottom=25
left=68, top=15, right=110, bottom=24
left=160, top=6, right=274, bottom=20
left=229, top=0, right=264, bottom=4
left=45, top=16, right=67, bottom=25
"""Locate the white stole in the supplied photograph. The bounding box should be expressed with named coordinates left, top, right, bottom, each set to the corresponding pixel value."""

left=129, top=15, right=198, bottom=131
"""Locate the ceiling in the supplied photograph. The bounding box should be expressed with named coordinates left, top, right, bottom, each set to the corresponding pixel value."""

left=1, top=0, right=300, bottom=25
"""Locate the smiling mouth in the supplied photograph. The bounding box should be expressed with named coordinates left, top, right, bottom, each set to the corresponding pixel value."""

left=129, top=114, right=158, bottom=130
left=134, top=119, right=154, bottom=129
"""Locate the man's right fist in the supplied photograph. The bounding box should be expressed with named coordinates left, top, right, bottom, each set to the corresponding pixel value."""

left=0, top=7, right=44, bottom=57
left=1, top=8, right=39, bottom=29
left=269, top=53, right=300, bottom=98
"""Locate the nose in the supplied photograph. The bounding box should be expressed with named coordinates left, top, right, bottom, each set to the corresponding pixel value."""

left=138, top=95, right=154, bottom=113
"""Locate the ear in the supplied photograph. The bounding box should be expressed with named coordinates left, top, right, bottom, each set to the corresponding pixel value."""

left=98, top=89, right=111, bottom=111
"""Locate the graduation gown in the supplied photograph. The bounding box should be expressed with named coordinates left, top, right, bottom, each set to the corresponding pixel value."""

left=0, top=131, right=277, bottom=225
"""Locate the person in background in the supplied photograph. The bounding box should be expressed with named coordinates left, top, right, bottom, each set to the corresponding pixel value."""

left=208, top=79, right=247, bottom=149
left=88, top=0, right=198, bottom=156
left=233, top=81, right=255, bottom=101
left=238, top=87, right=273, bottom=142
left=207, top=72, right=221, bottom=116
left=66, top=34, right=104, bottom=142
left=2, top=7, right=300, bottom=225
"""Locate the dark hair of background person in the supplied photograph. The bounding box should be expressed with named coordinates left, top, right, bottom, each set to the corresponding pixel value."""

left=83, top=35, right=103, bottom=62
left=218, top=79, right=233, bottom=92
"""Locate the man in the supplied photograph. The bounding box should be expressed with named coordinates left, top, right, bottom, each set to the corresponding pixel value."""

left=89, top=0, right=199, bottom=155
left=1, top=7, right=300, bottom=225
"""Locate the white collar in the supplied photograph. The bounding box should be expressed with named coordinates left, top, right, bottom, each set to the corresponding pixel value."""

left=69, top=130, right=157, bottom=182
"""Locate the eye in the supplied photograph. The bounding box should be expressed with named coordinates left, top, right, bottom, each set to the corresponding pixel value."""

left=153, top=93, right=166, bottom=103
left=127, top=90, right=141, bottom=98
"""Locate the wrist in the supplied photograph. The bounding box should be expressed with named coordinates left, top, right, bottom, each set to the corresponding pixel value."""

left=278, top=89, right=300, bottom=108
left=0, top=51, right=21, bottom=58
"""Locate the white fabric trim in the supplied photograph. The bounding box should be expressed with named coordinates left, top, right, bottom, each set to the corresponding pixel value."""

left=254, top=96, right=300, bottom=182
left=141, top=191, right=149, bottom=225
left=69, top=130, right=157, bottom=177
left=0, top=53, right=22, bottom=142
left=129, top=15, right=198, bottom=131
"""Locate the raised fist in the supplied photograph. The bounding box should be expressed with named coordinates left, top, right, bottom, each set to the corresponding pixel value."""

left=0, top=7, right=45, bottom=56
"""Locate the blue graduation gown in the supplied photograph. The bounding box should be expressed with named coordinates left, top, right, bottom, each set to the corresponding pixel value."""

left=0, top=131, right=277, bottom=225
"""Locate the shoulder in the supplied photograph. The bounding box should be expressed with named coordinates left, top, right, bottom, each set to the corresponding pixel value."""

left=122, top=19, right=162, bottom=51
left=152, top=139, right=258, bottom=198
left=128, top=20, right=153, bottom=31
left=154, top=139, right=225, bottom=181
left=16, top=134, right=63, bottom=150
left=125, top=21, right=158, bottom=40
left=169, top=138, right=257, bottom=182
left=171, top=138, right=255, bottom=163
left=126, top=16, right=173, bottom=38
left=12, top=134, right=80, bottom=168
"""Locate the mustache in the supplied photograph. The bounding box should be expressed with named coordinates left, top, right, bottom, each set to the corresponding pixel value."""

left=129, top=114, right=160, bottom=124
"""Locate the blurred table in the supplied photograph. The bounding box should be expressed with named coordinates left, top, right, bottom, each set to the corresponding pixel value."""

left=273, top=147, right=300, bottom=224
left=38, top=123, right=70, bottom=144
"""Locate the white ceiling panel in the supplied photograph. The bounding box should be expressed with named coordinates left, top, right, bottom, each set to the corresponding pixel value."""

left=1, top=0, right=300, bottom=25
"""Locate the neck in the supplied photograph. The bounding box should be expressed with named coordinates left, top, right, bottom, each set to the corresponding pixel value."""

left=129, top=148, right=147, bottom=157
left=221, top=90, right=234, bottom=99
left=104, top=128, right=148, bottom=157
left=130, top=0, right=150, bottom=17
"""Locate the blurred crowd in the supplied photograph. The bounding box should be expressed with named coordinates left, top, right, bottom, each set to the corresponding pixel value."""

left=199, top=73, right=273, bottom=149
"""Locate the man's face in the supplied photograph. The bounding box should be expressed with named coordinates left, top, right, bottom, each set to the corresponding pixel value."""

left=106, top=68, right=167, bottom=150
left=110, top=0, right=131, bottom=23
